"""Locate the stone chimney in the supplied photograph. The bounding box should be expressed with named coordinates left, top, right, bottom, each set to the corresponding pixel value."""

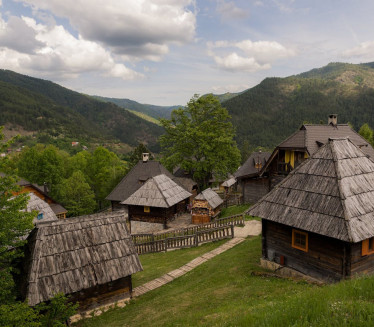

left=142, top=153, right=149, bottom=162
left=328, top=114, right=338, bottom=126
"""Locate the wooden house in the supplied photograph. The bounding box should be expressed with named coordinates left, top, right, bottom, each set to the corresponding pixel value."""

left=248, top=137, right=374, bottom=282
left=17, top=178, right=68, bottom=219
left=192, top=188, right=223, bottom=224
left=26, top=192, right=58, bottom=224
left=234, top=151, right=271, bottom=204
left=122, top=174, right=191, bottom=231
left=106, top=155, right=196, bottom=212
left=21, top=211, right=142, bottom=311
left=260, top=115, right=374, bottom=190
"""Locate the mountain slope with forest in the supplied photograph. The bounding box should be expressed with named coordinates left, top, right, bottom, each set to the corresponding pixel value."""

left=94, top=96, right=178, bottom=120
left=223, top=62, right=374, bottom=149
left=0, top=70, right=163, bottom=152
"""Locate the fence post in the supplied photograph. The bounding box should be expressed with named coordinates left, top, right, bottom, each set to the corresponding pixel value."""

left=164, top=239, right=167, bottom=252
left=194, top=233, right=198, bottom=247
left=231, top=224, right=234, bottom=238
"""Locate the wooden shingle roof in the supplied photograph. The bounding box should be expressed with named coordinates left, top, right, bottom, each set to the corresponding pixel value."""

left=235, top=151, right=271, bottom=179
left=248, top=138, right=374, bottom=243
left=106, top=160, right=178, bottom=202
left=26, top=193, right=58, bottom=224
left=195, top=188, right=223, bottom=209
left=25, top=210, right=142, bottom=306
left=122, top=174, right=191, bottom=208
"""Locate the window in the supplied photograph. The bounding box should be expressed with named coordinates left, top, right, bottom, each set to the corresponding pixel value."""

left=362, top=238, right=374, bottom=256
left=37, top=213, right=44, bottom=220
left=292, top=229, right=308, bottom=252
left=144, top=206, right=150, bottom=213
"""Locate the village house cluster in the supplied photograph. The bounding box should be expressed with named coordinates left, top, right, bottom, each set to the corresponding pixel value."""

left=14, top=114, right=374, bottom=317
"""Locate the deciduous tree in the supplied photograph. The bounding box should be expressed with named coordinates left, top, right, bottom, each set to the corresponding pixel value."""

left=160, top=94, right=241, bottom=189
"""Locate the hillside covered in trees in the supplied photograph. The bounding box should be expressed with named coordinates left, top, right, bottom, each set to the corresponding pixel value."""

left=223, top=62, right=374, bottom=149
left=0, top=70, right=163, bottom=153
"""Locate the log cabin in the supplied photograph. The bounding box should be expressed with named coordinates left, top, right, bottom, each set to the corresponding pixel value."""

left=234, top=151, right=271, bottom=204
left=248, top=137, right=374, bottom=282
left=122, top=174, right=191, bottom=232
left=21, top=210, right=142, bottom=311
left=16, top=177, right=68, bottom=219
left=259, top=114, right=374, bottom=190
left=106, top=154, right=196, bottom=212
left=192, top=188, right=223, bottom=224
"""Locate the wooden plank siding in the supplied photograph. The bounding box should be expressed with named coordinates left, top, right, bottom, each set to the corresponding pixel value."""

left=263, top=220, right=347, bottom=282
left=241, top=178, right=270, bottom=204
left=350, top=242, right=374, bottom=276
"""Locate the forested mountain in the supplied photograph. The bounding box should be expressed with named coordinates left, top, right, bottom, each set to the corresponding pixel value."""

left=223, top=62, right=374, bottom=149
left=94, top=96, right=178, bottom=119
left=0, top=70, right=163, bottom=152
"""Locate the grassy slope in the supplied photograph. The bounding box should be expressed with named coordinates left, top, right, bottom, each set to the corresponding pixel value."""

left=132, top=239, right=228, bottom=288
left=76, top=237, right=315, bottom=327
left=77, top=236, right=374, bottom=326
left=126, top=109, right=161, bottom=126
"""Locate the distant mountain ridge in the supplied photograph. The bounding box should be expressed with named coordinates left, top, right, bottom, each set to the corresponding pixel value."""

left=223, top=62, right=374, bottom=149
left=0, top=69, right=164, bottom=152
left=94, top=96, right=179, bottom=120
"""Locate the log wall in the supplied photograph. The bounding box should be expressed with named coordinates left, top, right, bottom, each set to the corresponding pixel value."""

left=350, top=242, right=374, bottom=276
left=241, top=178, right=270, bottom=204
left=69, top=276, right=132, bottom=311
left=263, top=220, right=347, bottom=282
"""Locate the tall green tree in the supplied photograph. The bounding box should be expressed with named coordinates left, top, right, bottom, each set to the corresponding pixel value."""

left=17, top=144, right=64, bottom=196
left=0, top=128, right=35, bottom=303
left=160, top=94, right=241, bottom=189
left=85, top=147, right=127, bottom=209
left=359, top=123, right=374, bottom=147
left=57, top=170, right=96, bottom=217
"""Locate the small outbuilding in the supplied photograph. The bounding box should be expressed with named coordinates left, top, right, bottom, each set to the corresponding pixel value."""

left=248, top=138, right=374, bottom=282
left=21, top=211, right=142, bottom=311
left=122, top=174, right=191, bottom=232
left=192, top=188, right=223, bottom=224
left=234, top=151, right=271, bottom=204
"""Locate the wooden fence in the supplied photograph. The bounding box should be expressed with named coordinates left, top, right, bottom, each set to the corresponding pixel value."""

left=131, top=213, right=244, bottom=245
left=134, top=225, right=234, bottom=255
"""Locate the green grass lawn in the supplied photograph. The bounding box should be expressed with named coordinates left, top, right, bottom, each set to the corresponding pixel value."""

left=132, top=239, right=229, bottom=288
left=220, top=204, right=260, bottom=221
left=76, top=236, right=374, bottom=327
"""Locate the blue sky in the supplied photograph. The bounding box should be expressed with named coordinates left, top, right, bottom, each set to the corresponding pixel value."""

left=1, top=0, right=374, bottom=105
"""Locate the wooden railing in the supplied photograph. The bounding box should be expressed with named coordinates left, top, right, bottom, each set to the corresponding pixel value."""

left=131, top=214, right=244, bottom=246
left=133, top=225, right=234, bottom=255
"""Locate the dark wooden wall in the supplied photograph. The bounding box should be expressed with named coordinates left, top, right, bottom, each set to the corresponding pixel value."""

left=263, top=220, right=347, bottom=282
left=350, top=242, right=374, bottom=276
left=111, top=201, right=127, bottom=211
left=241, top=178, right=270, bottom=204
left=69, top=276, right=132, bottom=311
left=129, top=205, right=175, bottom=225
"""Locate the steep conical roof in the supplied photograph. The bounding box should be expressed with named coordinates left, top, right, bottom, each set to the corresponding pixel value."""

left=122, top=174, right=191, bottom=208
left=247, top=138, right=374, bottom=242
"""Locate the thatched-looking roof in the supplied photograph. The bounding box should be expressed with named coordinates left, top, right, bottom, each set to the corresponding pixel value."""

left=248, top=138, right=374, bottom=243
left=195, top=188, right=223, bottom=209
left=122, top=174, right=191, bottom=208
left=221, top=177, right=236, bottom=188
left=25, top=211, right=142, bottom=306
left=26, top=193, right=58, bottom=224
left=235, top=151, right=271, bottom=179
left=106, top=160, right=183, bottom=202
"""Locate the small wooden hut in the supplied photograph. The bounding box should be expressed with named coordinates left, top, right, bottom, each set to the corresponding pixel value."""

left=248, top=138, right=374, bottom=282
left=21, top=211, right=142, bottom=311
left=234, top=151, right=271, bottom=204
left=26, top=192, right=58, bottom=224
left=192, top=188, right=223, bottom=224
left=122, top=174, right=191, bottom=231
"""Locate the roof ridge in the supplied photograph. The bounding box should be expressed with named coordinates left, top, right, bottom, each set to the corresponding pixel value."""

left=329, top=139, right=353, bottom=242
left=153, top=174, right=170, bottom=206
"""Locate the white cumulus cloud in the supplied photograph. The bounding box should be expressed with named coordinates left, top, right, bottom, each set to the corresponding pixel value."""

left=216, top=0, right=249, bottom=20
left=14, top=0, right=196, bottom=61
left=0, top=15, right=143, bottom=80
left=207, top=39, right=296, bottom=72
left=342, top=41, right=374, bottom=61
